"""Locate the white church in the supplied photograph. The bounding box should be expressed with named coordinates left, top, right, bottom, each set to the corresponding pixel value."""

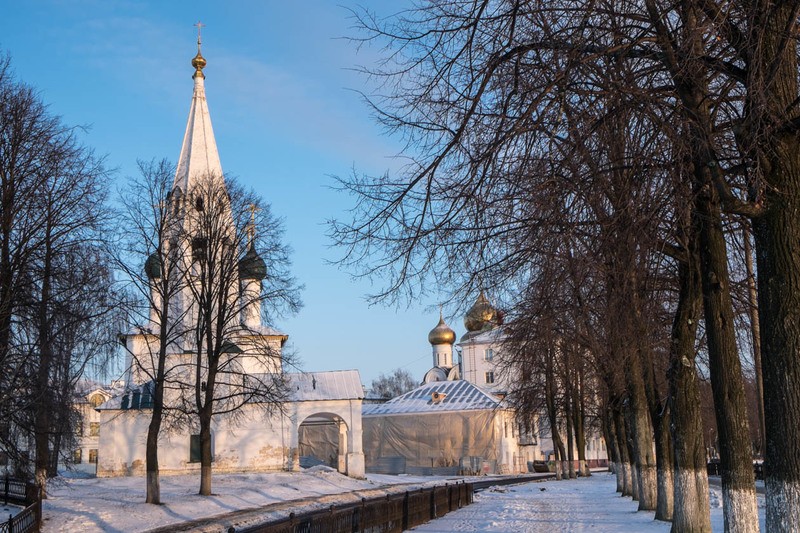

left=80, top=37, right=605, bottom=482
left=95, top=38, right=366, bottom=479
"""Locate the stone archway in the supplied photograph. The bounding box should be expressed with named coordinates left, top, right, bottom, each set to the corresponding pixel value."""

left=298, top=413, right=349, bottom=474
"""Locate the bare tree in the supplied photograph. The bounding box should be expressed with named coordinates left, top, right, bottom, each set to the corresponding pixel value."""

left=0, top=53, right=116, bottom=496
left=113, top=159, right=190, bottom=504
left=371, top=368, right=417, bottom=399
left=170, top=175, right=301, bottom=496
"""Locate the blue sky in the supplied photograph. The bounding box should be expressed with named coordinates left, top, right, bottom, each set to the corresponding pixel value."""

left=0, top=1, right=472, bottom=385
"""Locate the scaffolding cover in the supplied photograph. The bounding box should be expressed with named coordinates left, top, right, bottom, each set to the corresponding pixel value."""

left=363, top=410, right=497, bottom=472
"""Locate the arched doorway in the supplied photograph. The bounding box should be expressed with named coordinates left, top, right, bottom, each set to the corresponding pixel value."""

left=298, top=413, right=349, bottom=474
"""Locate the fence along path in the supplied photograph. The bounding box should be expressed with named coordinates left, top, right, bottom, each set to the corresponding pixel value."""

left=146, top=480, right=476, bottom=533
left=1, top=478, right=41, bottom=533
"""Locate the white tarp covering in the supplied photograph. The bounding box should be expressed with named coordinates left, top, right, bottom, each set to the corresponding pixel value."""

left=363, top=380, right=503, bottom=474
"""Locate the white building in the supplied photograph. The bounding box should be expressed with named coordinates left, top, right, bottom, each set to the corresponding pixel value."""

left=420, top=292, right=608, bottom=470
left=96, top=38, right=365, bottom=479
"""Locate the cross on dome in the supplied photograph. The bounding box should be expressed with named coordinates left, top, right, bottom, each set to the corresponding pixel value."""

left=194, top=21, right=205, bottom=47
left=247, top=204, right=261, bottom=246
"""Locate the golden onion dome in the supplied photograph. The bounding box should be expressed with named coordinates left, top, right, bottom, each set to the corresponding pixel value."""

left=464, top=291, right=499, bottom=332
left=192, top=50, right=207, bottom=77
left=428, top=314, right=456, bottom=345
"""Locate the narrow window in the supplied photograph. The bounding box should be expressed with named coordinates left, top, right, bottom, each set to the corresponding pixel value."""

left=189, top=434, right=201, bottom=463
left=89, top=422, right=100, bottom=437
left=73, top=449, right=82, bottom=464
left=88, top=449, right=98, bottom=464
left=189, top=434, right=214, bottom=463
left=484, top=348, right=494, bottom=361
left=191, top=237, right=207, bottom=262
left=485, top=371, right=495, bottom=384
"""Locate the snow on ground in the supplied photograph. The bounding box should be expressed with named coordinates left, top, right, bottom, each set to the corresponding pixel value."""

left=42, top=467, right=458, bottom=533
left=2, top=502, right=24, bottom=520
left=41, top=470, right=767, bottom=533
left=410, top=472, right=767, bottom=533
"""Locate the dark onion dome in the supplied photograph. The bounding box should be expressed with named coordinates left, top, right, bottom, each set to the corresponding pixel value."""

left=239, top=244, right=267, bottom=280
left=428, top=315, right=456, bottom=345
left=464, top=291, right=500, bottom=332
left=144, top=253, right=161, bottom=279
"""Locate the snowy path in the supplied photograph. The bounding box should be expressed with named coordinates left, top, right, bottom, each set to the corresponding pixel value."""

left=410, top=473, right=766, bottom=533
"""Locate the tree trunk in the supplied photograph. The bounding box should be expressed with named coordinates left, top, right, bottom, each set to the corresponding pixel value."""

left=613, top=406, right=634, bottom=497
left=654, top=406, right=674, bottom=522
left=34, top=234, right=54, bottom=499
left=565, top=379, right=576, bottom=479
left=545, top=344, right=565, bottom=481
left=668, top=235, right=711, bottom=533
left=199, top=409, right=212, bottom=496
left=624, top=354, right=657, bottom=510
left=695, top=187, right=758, bottom=532
left=604, top=406, right=623, bottom=492
left=748, top=5, right=800, bottom=528
left=640, top=338, right=673, bottom=521
left=146, top=390, right=163, bottom=504
left=742, top=222, right=765, bottom=459
left=571, top=367, right=588, bottom=477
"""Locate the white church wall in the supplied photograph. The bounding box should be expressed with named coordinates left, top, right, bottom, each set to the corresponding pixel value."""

left=96, top=397, right=365, bottom=478
left=97, top=405, right=292, bottom=477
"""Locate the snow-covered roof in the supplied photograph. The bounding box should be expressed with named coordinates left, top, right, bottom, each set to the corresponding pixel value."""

left=363, top=380, right=500, bottom=416
left=287, top=370, right=364, bottom=402
left=458, top=327, right=506, bottom=345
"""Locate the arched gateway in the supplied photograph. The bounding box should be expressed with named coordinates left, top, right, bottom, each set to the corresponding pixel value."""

left=286, top=372, right=365, bottom=479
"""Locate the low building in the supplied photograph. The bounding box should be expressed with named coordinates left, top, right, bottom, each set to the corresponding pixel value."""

left=96, top=370, right=365, bottom=478
left=362, top=379, right=540, bottom=475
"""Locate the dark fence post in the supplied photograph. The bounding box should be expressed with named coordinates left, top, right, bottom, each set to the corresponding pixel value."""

left=430, top=485, right=436, bottom=519
left=402, top=491, right=409, bottom=531
left=37, top=495, right=43, bottom=532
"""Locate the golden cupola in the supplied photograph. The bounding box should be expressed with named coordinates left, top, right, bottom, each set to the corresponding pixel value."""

left=464, top=291, right=499, bottom=332
left=428, top=313, right=456, bottom=346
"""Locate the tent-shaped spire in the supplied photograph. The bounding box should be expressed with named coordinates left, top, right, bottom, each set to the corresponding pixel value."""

left=173, top=28, right=223, bottom=192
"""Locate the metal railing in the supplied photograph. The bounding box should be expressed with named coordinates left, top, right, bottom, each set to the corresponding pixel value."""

left=236, top=481, right=474, bottom=533
left=1, top=478, right=41, bottom=533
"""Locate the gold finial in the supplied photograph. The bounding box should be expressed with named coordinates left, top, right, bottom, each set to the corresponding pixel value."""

left=247, top=204, right=260, bottom=247
left=192, top=21, right=207, bottom=79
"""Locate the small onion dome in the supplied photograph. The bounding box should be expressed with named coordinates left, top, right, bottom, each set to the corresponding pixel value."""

left=464, top=291, right=499, bottom=332
left=192, top=51, right=207, bottom=77
left=144, top=253, right=161, bottom=279
left=238, top=244, right=267, bottom=280
left=428, top=315, right=456, bottom=345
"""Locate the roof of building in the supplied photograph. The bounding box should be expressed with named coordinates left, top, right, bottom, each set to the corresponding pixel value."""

left=362, top=379, right=501, bottom=416
left=287, top=370, right=364, bottom=402
left=459, top=326, right=505, bottom=345
left=99, top=370, right=364, bottom=410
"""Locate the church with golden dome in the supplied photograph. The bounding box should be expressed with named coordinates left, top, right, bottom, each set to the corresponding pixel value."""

left=423, top=291, right=506, bottom=390
left=92, top=37, right=366, bottom=480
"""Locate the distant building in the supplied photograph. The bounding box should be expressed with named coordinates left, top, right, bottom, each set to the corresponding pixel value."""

left=363, top=379, right=539, bottom=475
left=364, top=294, right=540, bottom=475
left=417, top=292, right=608, bottom=471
